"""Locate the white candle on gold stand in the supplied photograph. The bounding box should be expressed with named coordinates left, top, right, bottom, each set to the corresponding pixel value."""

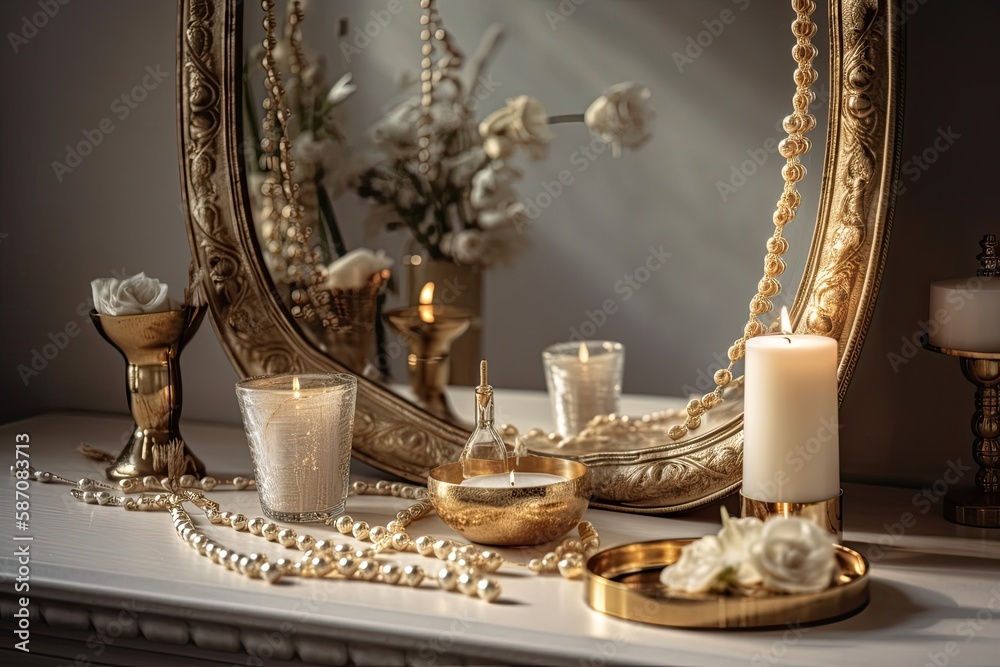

left=743, top=308, right=840, bottom=503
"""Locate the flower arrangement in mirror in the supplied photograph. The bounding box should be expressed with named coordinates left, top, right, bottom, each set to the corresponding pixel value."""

left=246, top=0, right=653, bottom=342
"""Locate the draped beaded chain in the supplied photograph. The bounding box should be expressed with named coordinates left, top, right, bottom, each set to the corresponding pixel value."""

left=668, top=0, right=820, bottom=441
left=258, top=0, right=339, bottom=329
left=20, top=463, right=604, bottom=604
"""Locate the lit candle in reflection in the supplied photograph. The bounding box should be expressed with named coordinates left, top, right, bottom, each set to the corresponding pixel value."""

left=292, top=376, right=301, bottom=399
left=419, top=282, right=435, bottom=324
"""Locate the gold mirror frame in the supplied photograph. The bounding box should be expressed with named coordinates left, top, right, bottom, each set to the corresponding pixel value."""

left=178, top=0, right=903, bottom=513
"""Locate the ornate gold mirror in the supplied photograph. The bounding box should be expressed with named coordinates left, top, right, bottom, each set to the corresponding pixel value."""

left=179, top=0, right=902, bottom=513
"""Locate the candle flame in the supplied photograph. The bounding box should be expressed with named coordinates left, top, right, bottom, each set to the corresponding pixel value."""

left=292, top=376, right=301, bottom=398
left=578, top=341, right=590, bottom=363
left=419, top=282, right=435, bottom=323
left=779, top=306, right=792, bottom=335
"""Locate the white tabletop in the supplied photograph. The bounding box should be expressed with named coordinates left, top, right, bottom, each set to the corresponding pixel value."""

left=1, top=413, right=999, bottom=666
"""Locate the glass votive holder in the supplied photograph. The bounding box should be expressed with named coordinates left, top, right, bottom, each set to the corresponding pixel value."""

left=543, top=341, right=624, bottom=438
left=236, top=373, right=357, bottom=522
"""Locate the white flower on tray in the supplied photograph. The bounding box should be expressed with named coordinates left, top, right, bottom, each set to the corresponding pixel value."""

left=660, top=508, right=837, bottom=595
left=749, top=515, right=838, bottom=594
left=91, top=273, right=174, bottom=317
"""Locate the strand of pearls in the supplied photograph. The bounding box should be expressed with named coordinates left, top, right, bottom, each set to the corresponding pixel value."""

left=20, top=465, right=602, bottom=596
left=668, top=0, right=819, bottom=441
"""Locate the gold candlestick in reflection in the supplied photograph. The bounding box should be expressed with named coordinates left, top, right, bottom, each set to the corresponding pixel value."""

left=384, top=282, right=471, bottom=423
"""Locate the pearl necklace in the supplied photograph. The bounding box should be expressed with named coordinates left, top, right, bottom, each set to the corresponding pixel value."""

left=20, top=466, right=602, bottom=603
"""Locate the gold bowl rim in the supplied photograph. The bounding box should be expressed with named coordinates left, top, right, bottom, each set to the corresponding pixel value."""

left=428, top=455, right=590, bottom=487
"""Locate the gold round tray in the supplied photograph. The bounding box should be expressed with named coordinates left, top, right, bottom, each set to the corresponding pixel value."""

left=585, top=539, right=869, bottom=629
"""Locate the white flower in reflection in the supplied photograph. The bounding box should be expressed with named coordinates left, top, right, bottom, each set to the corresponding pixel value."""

left=584, top=81, right=653, bottom=157
left=470, top=163, right=522, bottom=210
left=324, top=248, right=393, bottom=291
left=479, top=95, right=555, bottom=160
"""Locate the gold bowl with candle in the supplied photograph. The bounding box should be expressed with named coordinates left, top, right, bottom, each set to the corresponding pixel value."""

left=428, top=456, right=592, bottom=546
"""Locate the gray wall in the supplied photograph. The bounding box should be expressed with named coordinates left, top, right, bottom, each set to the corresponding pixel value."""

left=0, top=0, right=990, bottom=490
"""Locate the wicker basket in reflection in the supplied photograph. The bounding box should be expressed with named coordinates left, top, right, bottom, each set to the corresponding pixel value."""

left=328, top=273, right=384, bottom=334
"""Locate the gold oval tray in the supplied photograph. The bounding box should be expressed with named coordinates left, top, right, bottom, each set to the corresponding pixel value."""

left=585, top=538, right=869, bottom=629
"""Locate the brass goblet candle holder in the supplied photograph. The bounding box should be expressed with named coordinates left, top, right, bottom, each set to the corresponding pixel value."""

left=90, top=306, right=207, bottom=480
left=383, top=282, right=471, bottom=423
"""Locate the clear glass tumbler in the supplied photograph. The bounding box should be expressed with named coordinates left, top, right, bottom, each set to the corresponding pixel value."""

left=543, top=341, right=624, bottom=438
left=236, top=373, right=357, bottom=522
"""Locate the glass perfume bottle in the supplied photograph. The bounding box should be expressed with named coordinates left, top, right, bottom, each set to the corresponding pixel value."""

left=459, top=360, right=509, bottom=479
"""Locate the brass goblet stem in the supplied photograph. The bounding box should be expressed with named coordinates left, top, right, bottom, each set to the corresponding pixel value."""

left=924, top=339, right=1000, bottom=528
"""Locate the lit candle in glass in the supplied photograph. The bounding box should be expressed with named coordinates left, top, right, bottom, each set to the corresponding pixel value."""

left=543, top=340, right=624, bottom=438
left=236, top=373, right=357, bottom=522
left=742, top=308, right=839, bottom=503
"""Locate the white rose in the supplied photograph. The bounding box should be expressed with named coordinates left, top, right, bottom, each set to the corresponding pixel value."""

left=325, top=249, right=393, bottom=290
left=470, top=163, right=522, bottom=210
left=659, top=535, right=731, bottom=594
left=749, top=517, right=837, bottom=594
left=584, top=81, right=653, bottom=158
left=717, top=508, right=764, bottom=587
left=91, top=273, right=173, bottom=316
left=479, top=96, right=555, bottom=160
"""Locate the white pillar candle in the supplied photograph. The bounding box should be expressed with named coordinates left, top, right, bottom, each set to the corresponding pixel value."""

left=743, top=312, right=840, bottom=503
left=928, top=277, right=1000, bottom=353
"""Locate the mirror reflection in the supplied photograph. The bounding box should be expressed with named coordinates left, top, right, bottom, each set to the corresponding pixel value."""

left=241, top=0, right=829, bottom=446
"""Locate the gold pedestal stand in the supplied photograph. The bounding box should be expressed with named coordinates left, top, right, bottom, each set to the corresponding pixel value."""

left=741, top=491, right=843, bottom=542
left=383, top=305, right=471, bottom=424
left=922, top=339, right=1000, bottom=528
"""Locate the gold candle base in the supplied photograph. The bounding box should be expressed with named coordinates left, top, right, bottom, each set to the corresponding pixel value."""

left=741, top=490, right=843, bottom=542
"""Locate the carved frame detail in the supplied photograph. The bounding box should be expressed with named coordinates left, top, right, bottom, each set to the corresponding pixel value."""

left=178, top=0, right=903, bottom=513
